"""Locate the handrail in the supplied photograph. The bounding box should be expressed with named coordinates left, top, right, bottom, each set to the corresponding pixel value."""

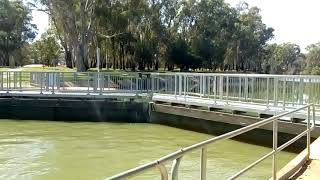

left=107, top=104, right=316, bottom=180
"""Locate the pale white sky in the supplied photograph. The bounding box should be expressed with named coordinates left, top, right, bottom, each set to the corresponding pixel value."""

left=32, top=0, right=320, bottom=51
left=225, top=0, right=320, bottom=51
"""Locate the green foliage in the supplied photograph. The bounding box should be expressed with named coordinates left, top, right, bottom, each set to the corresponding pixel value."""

left=0, top=0, right=36, bottom=66
left=304, top=43, right=320, bottom=75
left=30, top=30, right=61, bottom=66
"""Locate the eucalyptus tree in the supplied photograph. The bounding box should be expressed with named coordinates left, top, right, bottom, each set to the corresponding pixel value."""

left=0, top=0, right=36, bottom=66
left=35, top=0, right=98, bottom=71
left=304, top=43, right=320, bottom=75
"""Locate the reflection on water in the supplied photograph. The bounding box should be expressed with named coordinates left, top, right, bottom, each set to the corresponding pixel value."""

left=0, top=120, right=297, bottom=180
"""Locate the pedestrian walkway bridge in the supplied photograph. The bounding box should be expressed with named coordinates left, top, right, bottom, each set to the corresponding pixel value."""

left=1, top=71, right=320, bottom=179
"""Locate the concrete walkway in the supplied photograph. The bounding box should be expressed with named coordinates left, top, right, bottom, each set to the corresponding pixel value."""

left=292, top=137, right=320, bottom=180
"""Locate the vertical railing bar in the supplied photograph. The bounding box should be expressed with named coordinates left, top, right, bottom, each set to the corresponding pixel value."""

left=171, top=157, right=182, bottom=180
left=200, top=148, right=207, bottom=180
left=267, top=77, right=270, bottom=108
left=87, top=72, right=90, bottom=95
left=226, top=76, right=229, bottom=104
left=272, top=119, right=278, bottom=180
left=283, top=78, right=286, bottom=110
left=307, top=106, right=311, bottom=158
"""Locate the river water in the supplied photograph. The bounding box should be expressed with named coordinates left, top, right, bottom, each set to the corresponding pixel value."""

left=0, top=120, right=297, bottom=180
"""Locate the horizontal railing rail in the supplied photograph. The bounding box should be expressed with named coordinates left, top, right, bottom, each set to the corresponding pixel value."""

left=107, top=104, right=316, bottom=180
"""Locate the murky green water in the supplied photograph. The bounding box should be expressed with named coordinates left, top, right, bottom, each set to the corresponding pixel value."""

left=0, top=120, right=297, bottom=180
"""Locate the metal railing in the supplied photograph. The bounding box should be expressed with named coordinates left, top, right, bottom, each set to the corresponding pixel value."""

left=151, top=73, right=320, bottom=109
left=2, top=71, right=320, bottom=108
left=0, top=71, right=152, bottom=95
left=107, top=104, right=316, bottom=180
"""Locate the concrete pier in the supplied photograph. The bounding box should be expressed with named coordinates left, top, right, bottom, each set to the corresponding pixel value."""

left=0, top=96, right=149, bottom=123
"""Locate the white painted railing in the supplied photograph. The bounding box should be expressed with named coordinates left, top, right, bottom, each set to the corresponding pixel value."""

left=2, top=71, right=320, bottom=108
left=107, top=104, right=316, bottom=180
left=0, top=71, right=152, bottom=95
left=151, top=73, right=320, bottom=109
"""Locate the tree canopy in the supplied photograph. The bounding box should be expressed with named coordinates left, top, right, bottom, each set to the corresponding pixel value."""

left=1, top=0, right=320, bottom=75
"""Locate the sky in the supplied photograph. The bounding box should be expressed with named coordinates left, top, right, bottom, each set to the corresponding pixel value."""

left=31, top=0, right=320, bottom=51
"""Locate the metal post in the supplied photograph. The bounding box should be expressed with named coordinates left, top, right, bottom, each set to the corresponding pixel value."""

left=99, top=73, right=103, bottom=95
left=184, top=75, right=187, bottom=97
left=283, top=78, right=286, bottom=110
left=267, top=77, right=269, bottom=108
left=200, top=148, right=207, bottom=180
left=46, top=72, right=49, bottom=92
left=171, top=157, right=182, bottom=180
left=272, top=119, right=278, bottom=180
left=0, top=72, right=3, bottom=90
left=87, top=72, right=90, bottom=95
left=299, top=78, right=303, bottom=105
left=213, top=76, right=217, bottom=104
left=19, top=71, right=22, bottom=91
left=199, top=76, right=202, bottom=97
left=52, top=73, right=55, bottom=94
left=274, top=78, right=278, bottom=107
left=245, top=77, right=248, bottom=101
left=307, top=106, right=311, bottom=159
left=40, top=73, right=43, bottom=94
left=239, top=77, right=241, bottom=101
left=179, top=75, right=182, bottom=95
left=13, top=72, right=17, bottom=89
left=174, top=74, right=177, bottom=97
left=219, top=76, right=223, bottom=100
left=226, top=76, right=229, bottom=104
left=6, top=72, right=9, bottom=93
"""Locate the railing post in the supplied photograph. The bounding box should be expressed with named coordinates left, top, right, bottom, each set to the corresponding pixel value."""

left=0, top=72, right=3, bottom=91
left=274, top=77, right=278, bottom=107
left=200, top=148, right=207, bottom=180
left=19, top=71, right=22, bottom=91
left=171, top=157, right=182, bottom=180
left=174, top=74, right=177, bottom=97
left=157, top=164, right=168, bottom=180
left=179, top=75, right=182, bottom=96
left=267, top=77, right=270, bottom=108
left=13, top=72, right=17, bottom=89
left=184, top=75, right=187, bottom=97
left=46, top=72, right=49, bottom=92
left=219, top=76, right=223, bottom=100
left=238, top=77, right=241, bottom=101
left=87, top=72, right=90, bottom=95
left=307, top=106, right=311, bottom=159
left=40, top=73, right=43, bottom=94
left=283, top=78, right=286, bottom=110
left=99, top=73, right=104, bottom=95
left=272, top=119, right=278, bottom=180
left=6, top=72, right=9, bottom=93
left=245, top=77, right=248, bottom=101
left=52, top=73, right=55, bottom=94
left=226, top=76, right=229, bottom=104
left=214, top=76, right=217, bottom=104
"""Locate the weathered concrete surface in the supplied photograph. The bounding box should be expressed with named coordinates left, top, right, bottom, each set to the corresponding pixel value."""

left=0, top=97, right=149, bottom=122
left=150, top=104, right=319, bottom=150
left=289, top=137, right=320, bottom=180
left=152, top=103, right=320, bottom=138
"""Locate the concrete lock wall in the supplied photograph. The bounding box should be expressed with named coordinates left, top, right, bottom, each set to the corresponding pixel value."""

left=0, top=97, right=149, bottom=123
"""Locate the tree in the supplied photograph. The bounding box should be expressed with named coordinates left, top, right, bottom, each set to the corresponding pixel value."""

left=261, top=43, right=301, bottom=74
left=0, top=0, right=36, bottom=66
left=31, top=30, right=61, bottom=66
left=304, top=43, right=320, bottom=75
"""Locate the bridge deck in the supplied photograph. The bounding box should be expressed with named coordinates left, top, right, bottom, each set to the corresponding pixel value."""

left=152, top=94, right=320, bottom=124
